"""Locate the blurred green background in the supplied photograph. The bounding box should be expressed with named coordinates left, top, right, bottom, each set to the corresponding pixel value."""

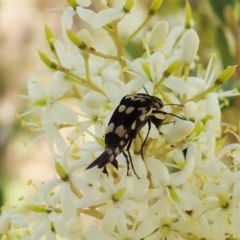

left=0, top=0, right=239, bottom=207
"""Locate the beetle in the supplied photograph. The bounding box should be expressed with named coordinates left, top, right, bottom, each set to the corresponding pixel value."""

left=86, top=93, right=182, bottom=178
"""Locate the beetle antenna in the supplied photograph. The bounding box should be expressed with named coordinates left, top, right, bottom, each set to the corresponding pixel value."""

left=152, top=110, right=185, bottom=120
left=142, top=86, right=149, bottom=94
left=164, top=103, right=185, bottom=108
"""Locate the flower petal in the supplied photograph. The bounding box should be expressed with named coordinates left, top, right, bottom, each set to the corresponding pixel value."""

left=165, top=120, right=194, bottom=144
left=92, top=8, right=124, bottom=29
left=146, top=158, right=170, bottom=186
left=83, top=92, right=108, bottom=109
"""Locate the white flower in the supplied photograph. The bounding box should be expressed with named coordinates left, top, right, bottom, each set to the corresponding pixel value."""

left=147, top=20, right=169, bottom=49
left=145, top=212, right=187, bottom=240
left=146, top=156, right=200, bottom=217
left=92, top=8, right=125, bottom=29
left=181, top=29, right=199, bottom=65
left=16, top=0, right=240, bottom=239
left=165, top=120, right=194, bottom=144
left=77, top=174, right=149, bottom=233
left=111, top=211, right=157, bottom=240
left=83, top=91, right=108, bottom=109
left=0, top=208, right=11, bottom=235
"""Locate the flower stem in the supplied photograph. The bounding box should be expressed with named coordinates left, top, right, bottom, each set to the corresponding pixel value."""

left=86, top=48, right=118, bottom=60
left=122, top=14, right=153, bottom=47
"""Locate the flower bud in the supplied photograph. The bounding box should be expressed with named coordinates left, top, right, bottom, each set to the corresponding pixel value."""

left=215, top=65, right=237, bottom=85
left=27, top=205, right=48, bottom=213
left=83, top=92, right=107, bottom=109
left=38, top=51, right=57, bottom=69
left=149, top=0, right=163, bottom=15
left=218, top=194, right=228, bottom=208
left=166, top=120, right=194, bottom=144
left=66, top=29, right=87, bottom=49
left=185, top=1, right=192, bottom=28
left=96, top=137, right=105, bottom=147
left=148, top=21, right=169, bottom=48
left=44, top=24, right=55, bottom=51
left=66, top=217, right=81, bottom=234
left=123, top=0, right=135, bottom=12
left=113, top=187, right=126, bottom=201
left=164, top=59, right=180, bottom=77
left=183, top=101, right=197, bottom=117
left=66, top=0, right=78, bottom=8
left=181, top=29, right=199, bottom=65
left=79, top=29, right=92, bottom=48
left=141, top=62, right=152, bottom=80
left=134, top=135, right=142, bottom=154
left=168, top=186, right=179, bottom=202
left=55, top=161, right=68, bottom=180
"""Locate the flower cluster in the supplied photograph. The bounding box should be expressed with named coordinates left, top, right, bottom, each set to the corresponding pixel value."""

left=3, top=0, right=240, bottom=239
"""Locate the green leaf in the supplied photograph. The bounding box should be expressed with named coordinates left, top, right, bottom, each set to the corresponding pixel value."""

left=214, top=26, right=234, bottom=68
left=208, top=0, right=236, bottom=24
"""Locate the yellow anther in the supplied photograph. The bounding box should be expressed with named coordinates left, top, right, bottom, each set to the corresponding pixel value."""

left=27, top=179, right=33, bottom=185
left=187, top=177, right=192, bottom=183
left=134, top=209, right=139, bottom=216
left=27, top=64, right=32, bottom=71
left=224, top=127, right=230, bottom=133
left=209, top=52, right=216, bottom=57
left=226, top=150, right=231, bottom=157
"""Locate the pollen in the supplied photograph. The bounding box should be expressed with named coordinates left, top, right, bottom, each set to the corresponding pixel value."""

left=187, top=177, right=192, bottom=183
left=27, top=64, right=32, bottom=71
left=122, top=66, right=128, bottom=72
left=18, top=196, right=24, bottom=201
left=21, top=120, right=26, bottom=127
left=134, top=209, right=139, bottom=216
left=167, top=196, right=173, bottom=202
left=27, top=179, right=33, bottom=185
left=226, top=150, right=232, bottom=157
left=224, top=127, right=230, bottom=133
left=184, top=220, right=191, bottom=225
left=148, top=188, right=153, bottom=193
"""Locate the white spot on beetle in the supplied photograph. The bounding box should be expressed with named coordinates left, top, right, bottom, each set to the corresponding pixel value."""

left=115, top=125, right=126, bottom=137
left=139, top=114, right=146, bottom=121
left=105, top=123, right=115, bottom=134
left=126, top=106, right=134, bottom=114
left=131, top=121, right=136, bottom=129
left=114, top=147, right=120, bottom=154
left=118, top=105, right=126, bottom=112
